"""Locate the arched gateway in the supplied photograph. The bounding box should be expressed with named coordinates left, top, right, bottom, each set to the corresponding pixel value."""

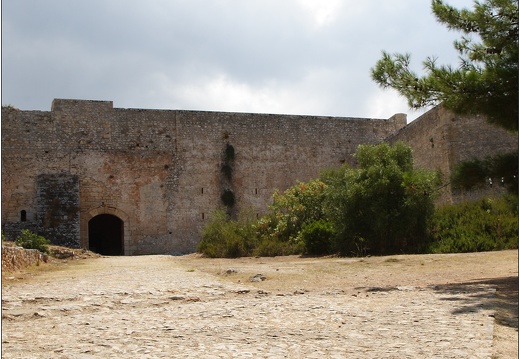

left=88, top=214, right=123, bottom=255
left=82, top=207, right=131, bottom=255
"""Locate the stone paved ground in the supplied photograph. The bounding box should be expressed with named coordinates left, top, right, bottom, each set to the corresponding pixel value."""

left=1, top=252, right=517, bottom=358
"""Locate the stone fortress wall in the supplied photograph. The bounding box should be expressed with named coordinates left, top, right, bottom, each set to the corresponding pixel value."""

left=387, top=105, right=518, bottom=203
left=1, top=99, right=516, bottom=255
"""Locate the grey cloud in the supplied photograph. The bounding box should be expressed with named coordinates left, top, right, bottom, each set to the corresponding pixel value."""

left=2, top=0, right=475, bottom=119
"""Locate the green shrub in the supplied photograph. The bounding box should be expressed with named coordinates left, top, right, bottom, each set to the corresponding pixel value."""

left=451, top=152, right=518, bottom=195
left=197, top=208, right=257, bottom=258
left=323, top=142, right=439, bottom=255
left=428, top=195, right=518, bottom=253
left=253, top=238, right=304, bottom=257
left=15, top=229, right=50, bottom=254
left=301, top=220, right=335, bottom=255
left=255, top=179, right=328, bottom=247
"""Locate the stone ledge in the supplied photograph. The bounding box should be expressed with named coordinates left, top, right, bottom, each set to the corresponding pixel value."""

left=2, top=243, right=48, bottom=272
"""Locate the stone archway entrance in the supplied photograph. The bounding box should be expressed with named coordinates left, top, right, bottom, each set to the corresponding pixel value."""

left=88, top=214, right=124, bottom=255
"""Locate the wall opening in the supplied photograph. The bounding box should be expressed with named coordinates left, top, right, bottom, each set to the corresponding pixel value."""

left=20, top=210, right=27, bottom=222
left=88, top=214, right=124, bottom=255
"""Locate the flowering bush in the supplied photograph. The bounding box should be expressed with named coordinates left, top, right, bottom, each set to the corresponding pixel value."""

left=255, top=179, right=328, bottom=249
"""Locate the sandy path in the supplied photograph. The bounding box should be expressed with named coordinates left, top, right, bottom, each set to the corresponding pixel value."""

left=2, top=250, right=518, bottom=358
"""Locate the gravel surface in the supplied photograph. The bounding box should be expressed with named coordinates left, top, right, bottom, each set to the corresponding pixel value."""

left=2, top=250, right=518, bottom=358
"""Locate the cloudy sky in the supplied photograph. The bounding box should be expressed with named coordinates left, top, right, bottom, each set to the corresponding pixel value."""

left=2, top=0, right=475, bottom=121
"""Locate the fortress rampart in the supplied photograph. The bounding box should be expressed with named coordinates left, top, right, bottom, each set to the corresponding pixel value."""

left=1, top=99, right=516, bottom=255
left=387, top=105, right=518, bottom=203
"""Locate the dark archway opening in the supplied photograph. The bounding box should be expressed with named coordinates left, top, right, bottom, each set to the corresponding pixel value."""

left=88, top=214, right=124, bottom=255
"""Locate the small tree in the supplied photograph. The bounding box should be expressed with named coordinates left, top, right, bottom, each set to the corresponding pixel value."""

left=324, top=142, right=440, bottom=255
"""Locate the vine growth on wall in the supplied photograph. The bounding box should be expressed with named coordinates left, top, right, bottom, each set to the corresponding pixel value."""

left=220, top=139, right=236, bottom=214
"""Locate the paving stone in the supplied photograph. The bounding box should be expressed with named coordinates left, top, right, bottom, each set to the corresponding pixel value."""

left=2, top=256, right=499, bottom=358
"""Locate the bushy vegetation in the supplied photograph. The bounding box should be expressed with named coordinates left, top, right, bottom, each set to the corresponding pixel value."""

left=451, top=152, right=518, bottom=195
left=197, top=141, right=517, bottom=258
left=300, top=220, right=335, bottom=255
left=197, top=208, right=257, bottom=258
left=255, top=179, right=328, bottom=247
left=15, top=229, right=51, bottom=254
left=248, top=178, right=329, bottom=256
left=253, top=237, right=304, bottom=257
left=198, top=142, right=443, bottom=258
left=323, top=142, right=440, bottom=255
left=428, top=195, right=518, bottom=253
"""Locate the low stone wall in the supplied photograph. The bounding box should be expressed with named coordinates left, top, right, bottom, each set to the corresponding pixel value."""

left=2, top=242, right=48, bottom=272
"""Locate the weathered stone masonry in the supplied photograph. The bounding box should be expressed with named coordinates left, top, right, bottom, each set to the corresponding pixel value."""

left=387, top=105, right=518, bottom=203
left=1, top=99, right=517, bottom=255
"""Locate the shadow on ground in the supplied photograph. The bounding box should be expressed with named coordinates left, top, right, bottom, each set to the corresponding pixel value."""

left=356, top=276, right=518, bottom=329
left=435, top=276, right=518, bottom=329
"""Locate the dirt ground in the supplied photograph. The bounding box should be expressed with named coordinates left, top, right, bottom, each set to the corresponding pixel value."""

left=2, top=249, right=518, bottom=358
left=179, top=250, right=519, bottom=356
